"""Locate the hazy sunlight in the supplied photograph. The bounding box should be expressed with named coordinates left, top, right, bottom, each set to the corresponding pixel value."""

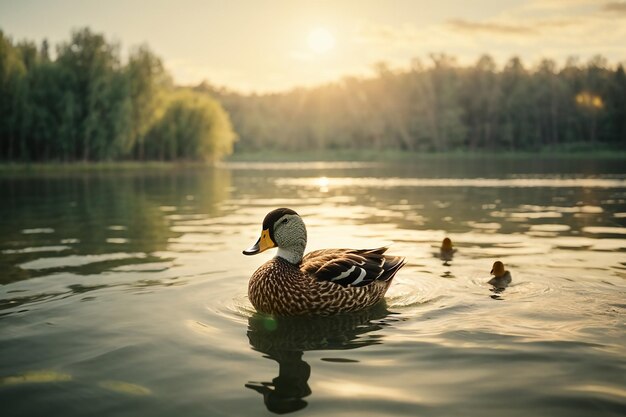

left=307, top=27, right=335, bottom=54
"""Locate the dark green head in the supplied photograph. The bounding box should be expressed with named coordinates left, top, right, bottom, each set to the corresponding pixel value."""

left=243, top=208, right=301, bottom=256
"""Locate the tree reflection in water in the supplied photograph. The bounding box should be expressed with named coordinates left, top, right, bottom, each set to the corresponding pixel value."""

left=245, top=303, right=395, bottom=414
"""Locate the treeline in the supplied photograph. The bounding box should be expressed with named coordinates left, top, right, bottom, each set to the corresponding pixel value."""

left=202, top=54, right=626, bottom=153
left=0, top=28, right=236, bottom=162
left=2, top=27, right=625, bottom=161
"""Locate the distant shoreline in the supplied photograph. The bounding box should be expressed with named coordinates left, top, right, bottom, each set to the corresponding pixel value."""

left=225, top=149, right=626, bottom=163
left=0, top=161, right=211, bottom=173
left=0, top=150, right=625, bottom=173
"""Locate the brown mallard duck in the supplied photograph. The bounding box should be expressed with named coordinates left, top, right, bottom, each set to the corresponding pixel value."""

left=243, top=208, right=406, bottom=316
left=439, top=237, right=456, bottom=263
left=488, top=260, right=512, bottom=287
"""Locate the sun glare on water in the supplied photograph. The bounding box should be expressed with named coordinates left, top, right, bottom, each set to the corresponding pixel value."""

left=307, top=27, right=335, bottom=54
left=316, top=176, right=330, bottom=192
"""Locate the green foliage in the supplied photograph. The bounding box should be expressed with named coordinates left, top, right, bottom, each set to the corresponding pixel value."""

left=204, top=54, right=626, bottom=153
left=0, top=30, right=27, bottom=160
left=126, top=45, right=171, bottom=159
left=0, top=28, right=235, bottom=162
left=144, top=90, right=236, bottom=161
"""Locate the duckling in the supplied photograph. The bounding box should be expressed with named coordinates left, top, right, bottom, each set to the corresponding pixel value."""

left=439, top=237, right=456, bottom=264
left=243, top=208, right=406, bottom=316
left=488, top=261, right=512, bottom=288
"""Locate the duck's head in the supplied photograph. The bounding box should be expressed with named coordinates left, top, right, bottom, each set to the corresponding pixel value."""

left=490, top=261, right=506, bottom=277
left=441, top=237, right=453, bottom=251
left=243, top=208, right=307, bottom=263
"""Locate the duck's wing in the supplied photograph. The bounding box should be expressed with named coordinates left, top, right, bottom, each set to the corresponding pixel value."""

left=301, top=247, right=405, bottom=287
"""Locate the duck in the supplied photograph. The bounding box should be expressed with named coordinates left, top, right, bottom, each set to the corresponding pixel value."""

left=439, top=237, right=456, bottom=264
left=242, top=208, right=406, bottom=316
left=488, top=261, right=512, bottom=288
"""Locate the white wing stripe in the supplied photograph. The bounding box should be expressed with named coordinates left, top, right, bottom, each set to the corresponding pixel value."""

left=331, top=265, right=356, bottom=281
left=351, top=268, right=367, bottom=285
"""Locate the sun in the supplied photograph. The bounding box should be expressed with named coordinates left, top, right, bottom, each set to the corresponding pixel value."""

left=307, top=27, right=335, bottom=54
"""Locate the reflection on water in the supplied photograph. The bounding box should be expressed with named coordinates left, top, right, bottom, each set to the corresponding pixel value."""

left=0, top=168, right=231, bottom=286
left=488, top=281, right=510, bottom=301
left=246, top=350, right=311, bottom=414
left=245, top=305, right=393, bottom=413
left=0, top=159, right=625, bottom=417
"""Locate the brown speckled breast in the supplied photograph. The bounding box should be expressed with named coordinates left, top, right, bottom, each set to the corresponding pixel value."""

left=248, top=257, right=392, bottom=316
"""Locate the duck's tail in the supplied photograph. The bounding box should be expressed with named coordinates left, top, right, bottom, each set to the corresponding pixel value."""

left=380, top=255, right=406, bottom=282
left=366, top=246, right=406, bottom=282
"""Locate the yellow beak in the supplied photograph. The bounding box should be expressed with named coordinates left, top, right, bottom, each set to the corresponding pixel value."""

left=242, top=229, right=276, bottom=255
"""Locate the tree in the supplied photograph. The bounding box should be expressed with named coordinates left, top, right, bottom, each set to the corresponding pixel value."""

left=606, top=65, right=626, bottom=146
left=145, top=90, right=236, bottom=161
left=55, top=28, right=129, bottom=160
left=0, top=31, right=27, bottom=160
left=127, top=45, right=170, bottom=160
left=459, top=55, right=500, bottom=150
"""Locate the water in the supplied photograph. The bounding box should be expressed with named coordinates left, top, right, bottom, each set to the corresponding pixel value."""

left=1, top=158, right=625, bottom=417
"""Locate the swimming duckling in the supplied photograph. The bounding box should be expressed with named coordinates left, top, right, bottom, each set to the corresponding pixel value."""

left=243, top=208, right=406, bottom=316
left=488, top=261, right=512, bottom=288
left=439, top=237, right=456, bottom=264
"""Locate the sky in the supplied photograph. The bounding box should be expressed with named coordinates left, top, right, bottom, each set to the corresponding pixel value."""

left=1, top=0, right=625, bottom=93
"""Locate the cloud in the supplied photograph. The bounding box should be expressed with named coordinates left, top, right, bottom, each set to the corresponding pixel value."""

left=602, top=2, right=626, bottom=14
left=536, top=19, right=582, bottom=29
left=447, top=18, right=581, bottom=37
left=447, top=19, right=536, bottom=35
left=354, top=24, right=422, bottom=45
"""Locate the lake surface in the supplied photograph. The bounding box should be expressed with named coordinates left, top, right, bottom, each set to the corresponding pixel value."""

left=1, top=158, right=625, bottom=417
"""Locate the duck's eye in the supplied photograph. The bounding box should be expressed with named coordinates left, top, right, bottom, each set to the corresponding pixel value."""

left=281, top=218, right=289, bottom=224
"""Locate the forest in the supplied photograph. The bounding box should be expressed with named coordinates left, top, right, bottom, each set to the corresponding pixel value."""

left=205, top=55, right=626, bottom=154
left=0, top=28, right=236, bottom=162
left=1, top=27, right=625, bottom=162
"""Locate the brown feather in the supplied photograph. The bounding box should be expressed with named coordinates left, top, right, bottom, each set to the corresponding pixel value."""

left=249, top=248, right=405, bottom=316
